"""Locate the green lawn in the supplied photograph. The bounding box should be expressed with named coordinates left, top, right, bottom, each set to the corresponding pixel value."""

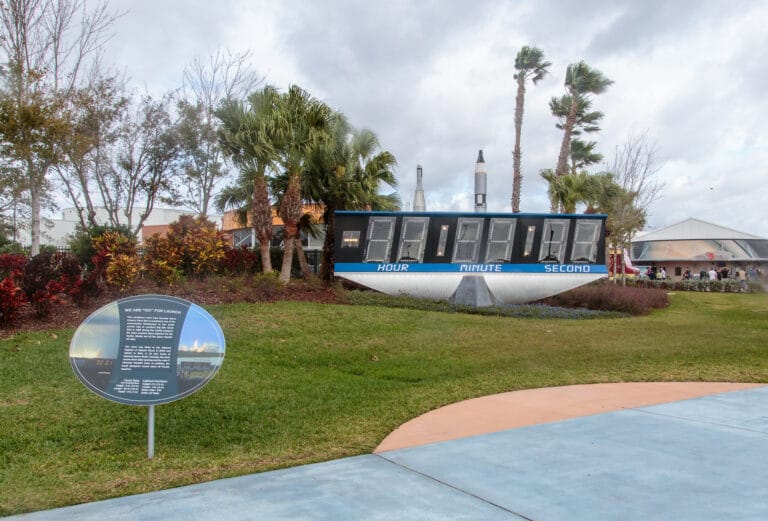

left=1, top=292, right=767, bottom=515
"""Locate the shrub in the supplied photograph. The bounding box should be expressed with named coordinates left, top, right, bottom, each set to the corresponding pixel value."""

left=20, top=252, right=67, bottom=318
left=540, top=282, right=669, bottom=316
left=183, top=225, right=226, bottom=278
left=92, top=230, right=137, bottom=263
left=69, top=224, right=134, bottom=269
left=220, top=246, right=259, bottom=275
left=0, top=253, right=27, bottom=279
left=105, top=254, right=143, bottom=292
left=0, top=239, right=25, bottom=254
left=0, top=276, right=26, bottom=326
left=145, top=259, right=183, bottom=287
left=68, top=270, right=103, bottom=307
left=625, top=277, right=763, bottom=294
left=143, top=234, right=183, bottom=287
left=152, top=215, right=227, bottom=280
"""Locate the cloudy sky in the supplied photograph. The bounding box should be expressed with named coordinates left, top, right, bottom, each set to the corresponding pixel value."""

left=108, top=0, right=768, bottom=237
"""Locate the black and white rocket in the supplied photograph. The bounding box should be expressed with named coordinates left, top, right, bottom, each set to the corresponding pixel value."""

left=474, top=150, right=487, bottom=213
left=413, top=164, right=426, bottom=212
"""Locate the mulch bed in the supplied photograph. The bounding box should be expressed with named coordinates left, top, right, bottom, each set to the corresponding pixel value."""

left=1, top=278, right=348, bottom=338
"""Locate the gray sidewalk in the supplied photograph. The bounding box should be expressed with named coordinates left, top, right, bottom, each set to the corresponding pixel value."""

left=7, top=387, right=768, bottom=520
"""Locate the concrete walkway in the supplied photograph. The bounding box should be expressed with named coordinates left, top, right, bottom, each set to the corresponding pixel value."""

left=6, top=383, right=768, bottom=521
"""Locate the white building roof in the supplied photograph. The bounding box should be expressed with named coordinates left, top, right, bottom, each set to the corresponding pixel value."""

left=634, top=218, right=764, bottom=242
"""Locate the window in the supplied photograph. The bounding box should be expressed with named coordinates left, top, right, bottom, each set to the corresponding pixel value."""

left=452, top=218, right=484, bottom=263
left=233, top=229, right=253, bottom=248
left=341, top=230, right=360, bottom=248
left=538, top=219, right=570, bottom=263
left=435, top=225, right=450, bottom=257
left=523, top=225, right=536, bottom=257
left=364, top=217, right=395, bottom=262
left=570, top=220, right=601, bottom=263
left=484, top=218, right=516, bottom=263
left=397, top=217, right=430, bottom=263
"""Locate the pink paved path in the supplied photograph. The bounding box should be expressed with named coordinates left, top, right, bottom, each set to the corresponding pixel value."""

left=375, top=382, right=766, bottom=453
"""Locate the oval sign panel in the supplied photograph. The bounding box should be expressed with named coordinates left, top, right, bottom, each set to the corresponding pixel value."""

left=70, top=295, right=225, bottom=405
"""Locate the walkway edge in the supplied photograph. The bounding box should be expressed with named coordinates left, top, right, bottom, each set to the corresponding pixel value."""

left=374, top=382, right=766, bottom=452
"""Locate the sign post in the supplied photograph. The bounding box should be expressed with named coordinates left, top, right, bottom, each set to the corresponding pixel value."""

left=70, top=294, right=226, bottom=459
left=148, top=405, right=155, bottom=459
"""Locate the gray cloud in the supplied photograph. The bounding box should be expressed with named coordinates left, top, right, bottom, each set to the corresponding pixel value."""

left=104, top=0, right=768, bottom=238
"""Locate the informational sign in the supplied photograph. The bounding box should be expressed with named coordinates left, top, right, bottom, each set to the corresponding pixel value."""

left=70, top=295, right=225, bottom=406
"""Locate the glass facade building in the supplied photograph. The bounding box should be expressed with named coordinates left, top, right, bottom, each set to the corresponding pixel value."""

left=630, top=218, right=768, bottom=280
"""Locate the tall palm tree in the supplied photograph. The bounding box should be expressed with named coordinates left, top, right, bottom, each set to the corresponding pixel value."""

left=268, top=85, right=334, bottom=283
left=512, top=46, right=550, bottom=212
left=554, top=62, right=613, bottom=178
left=216, top=86, right=282, bottom=272
left=549, top=94, right=604, bottom=137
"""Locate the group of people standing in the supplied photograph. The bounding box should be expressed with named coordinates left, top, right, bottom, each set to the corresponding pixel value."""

left=644, top=266, right=667, bottom=280
left=646, top=264, right=763, bottom=286
left=678, top=265, right=761, bottom=290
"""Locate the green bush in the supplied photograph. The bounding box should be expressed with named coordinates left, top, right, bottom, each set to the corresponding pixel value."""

left=624, top=277, right=763, bottom=293
left=68, top=224, right=134, bottom=269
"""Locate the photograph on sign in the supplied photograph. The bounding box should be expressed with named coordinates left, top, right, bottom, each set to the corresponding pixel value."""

left=70, top=295, right=225, bottom=405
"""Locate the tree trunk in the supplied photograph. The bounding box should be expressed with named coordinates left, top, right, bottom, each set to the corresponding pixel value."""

left=279, top=231, right=295, bottom=283
left=258, top=240, right=272, bottom=273
left=29, top=179, right=41, bottom=256
left=294, top=236, right=313, bottom=279
left=252, top=175, right=273, bottom=272
left=278, top=173, right=302, bottom=283
left=320, top=210, right=335, bottom=281
left=555, top=95, right=580, bottom=178
left=512, top=75, right=525, bottom=212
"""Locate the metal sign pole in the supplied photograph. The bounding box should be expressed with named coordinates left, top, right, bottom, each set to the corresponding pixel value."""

left=148, top=405, right=155, bottom=460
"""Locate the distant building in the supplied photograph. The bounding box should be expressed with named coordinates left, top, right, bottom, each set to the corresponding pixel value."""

left=630, top=218, right=768, bottom=280
left=42, top=207, right=197, bottom=247
left=220, top=204, right=325, bottom=251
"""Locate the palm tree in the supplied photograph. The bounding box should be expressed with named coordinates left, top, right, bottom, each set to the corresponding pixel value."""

left=303, top=116, right=399, bottom=280
left=216, top=86, right=282, bottom=272
left=512, top=46, right=550, bottom=212
left=569, top=139, right=603, bottom=175
left=554, top=62, right=613, bottom=178
left=540, top=169, right=621, bottom=214
left=549, top=94, right=604, bottom=137
left=268, top=85, right=334, bottom=283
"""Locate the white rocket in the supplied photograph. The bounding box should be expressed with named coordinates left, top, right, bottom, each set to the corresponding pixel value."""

left=474, top=150, right=487, bottom=213
left=413, top=164, right=426, bottom=212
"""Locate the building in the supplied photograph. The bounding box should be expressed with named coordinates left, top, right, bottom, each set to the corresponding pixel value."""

left=42, top=207, right=196, bottom=247
left=220, top=204, right=325, bottom=251
left=630, top=218, right=768, bottom=280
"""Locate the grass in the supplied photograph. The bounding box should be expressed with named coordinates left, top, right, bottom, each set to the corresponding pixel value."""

left=1, top=291, right=767, bottom=515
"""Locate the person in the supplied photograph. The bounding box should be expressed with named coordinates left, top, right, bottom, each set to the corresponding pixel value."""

left=699, top=268, right=707, bottom=281
left=708, top=266, right=718, bottom=281
left=660, top=267, right=667, bottom=280
left=683, top=267, right=691, bottom=280
left=737, top=267, right=747, bottom=291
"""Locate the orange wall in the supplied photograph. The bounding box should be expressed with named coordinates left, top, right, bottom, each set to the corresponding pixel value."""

left=220, top=204, right=325, bottom=232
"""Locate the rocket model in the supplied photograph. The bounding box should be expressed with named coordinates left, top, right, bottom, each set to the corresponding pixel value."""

left=413, top=164, right=426, bottom=212
left=474, top=150, right=487, bottom=213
